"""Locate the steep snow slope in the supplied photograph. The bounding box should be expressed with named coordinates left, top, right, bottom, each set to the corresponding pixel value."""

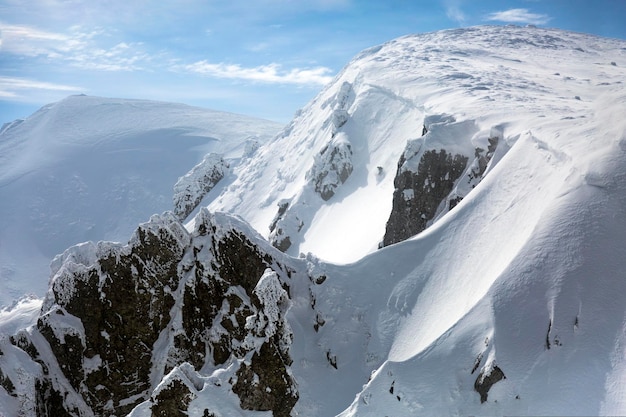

left=0, top=95, right=282, bottom=307
left=208, top=25, right=626, bottom=265
left=2, top=25, right=626, bottom=417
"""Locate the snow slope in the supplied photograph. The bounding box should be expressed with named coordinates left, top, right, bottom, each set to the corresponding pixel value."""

left=204, top=25, right=626, bottom=415
left=207, top=25, right=626, bottom=265
left=2, top=25, right=626, bottom=417
left=0, top=95, right=282, bottom=307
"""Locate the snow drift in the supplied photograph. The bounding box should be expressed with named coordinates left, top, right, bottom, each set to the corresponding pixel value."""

left=2, top=25, right=626, bottom=417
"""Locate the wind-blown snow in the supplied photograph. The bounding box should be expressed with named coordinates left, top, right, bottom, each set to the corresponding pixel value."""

left=207, top=25, right=626, bottom=416
left=207, top=26, right=626, bottom=267
left=2, top=25, right=626, bottom=417
left=0, top=95, right=282, bottom=307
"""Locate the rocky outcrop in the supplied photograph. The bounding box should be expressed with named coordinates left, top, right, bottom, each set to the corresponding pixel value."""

left=307, top=136, right=354, bottom=201
left=173, top=153, right=228, bottom=221
left=11, top=209, right=300, bottom=417
left=383, top=146, right=468, bottom=246
left=382, top=119, right=506, bottom=247
left=474, top=364, right=506, bottom=403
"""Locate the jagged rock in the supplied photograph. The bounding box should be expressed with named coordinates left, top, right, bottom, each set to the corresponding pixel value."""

left=173, top=153, right=228, bottom=221
left=23, top=209, right=299, bottom=416
left=474, top=365, right=506, bottom=403
left=307, top=136, right=354, bottom=201
left=383, top=148, right=468, bottom=246
left=468, top=135, right=499, bottom=186
left=150, top=368, right=197, bottom=417
left=269, top=201, right=303, bottom=252
left=0, top=366, right=16, bottom=397
left=232, top=340, right=298, bottom=417
left=269, top=199, right=290, bottom=233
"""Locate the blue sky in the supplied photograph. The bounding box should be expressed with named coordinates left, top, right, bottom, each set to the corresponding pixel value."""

left=1, top=0, right=625, bottom=124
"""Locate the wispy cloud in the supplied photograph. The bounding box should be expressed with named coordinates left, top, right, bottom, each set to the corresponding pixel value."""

left=182, top=61, right=334, bottom=86
left=0, top=76, right=83, bottom=99
left=486, top=8, right=551, bottom=25
left=0, top=23, right=151, bottom=71
left=0, top=24, right=70, bottom=56
left=446, top=6, right=466, bottom=25
left=443, top=0, right=466, bottom=25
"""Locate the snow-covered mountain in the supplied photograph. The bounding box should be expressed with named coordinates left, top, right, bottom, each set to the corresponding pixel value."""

left=2, top=25, right=626, bottom=417
left=0, top=95, right=282, bottom=307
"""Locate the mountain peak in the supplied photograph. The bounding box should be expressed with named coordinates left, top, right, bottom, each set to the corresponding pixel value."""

left=2, top=26, right=626, bottom=417
left=208, top=25, right=625, bottom=263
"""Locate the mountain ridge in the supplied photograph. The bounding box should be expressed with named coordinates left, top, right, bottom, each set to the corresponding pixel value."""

left=0, top=95, right=282, bottom=307
left=1, top=25, right=626, bottom=416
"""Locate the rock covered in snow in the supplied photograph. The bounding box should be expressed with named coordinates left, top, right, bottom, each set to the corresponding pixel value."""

left=3, top=25, right=626, bottom=417
left=306, top=134, right=354, bottom=201
left=4, top=209, right=301, bottom=416
left=382, top=117, right=508, bottom=246
left=173, top=153, right=229, bottom=221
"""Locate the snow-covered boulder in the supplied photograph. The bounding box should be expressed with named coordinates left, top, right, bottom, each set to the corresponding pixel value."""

left=173, top=153, right=229, bottom=221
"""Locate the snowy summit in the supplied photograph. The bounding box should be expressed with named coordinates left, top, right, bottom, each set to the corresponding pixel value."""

left=1, top=25, right=626, bottom=417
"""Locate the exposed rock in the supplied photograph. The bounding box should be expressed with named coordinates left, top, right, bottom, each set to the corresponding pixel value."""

left=22, top=209, right=300, bottom=416
left=474, top=365, right=506, bottom=403
left=173, top=153, right=228, bottom=221
left=269, top=201, right=303, bottom=253
left=150, top=371, right=197, bottom=417
left=232, top=340, right=298, bottom=417
left=307, top=136, right=354, bottom=201
left=468, top=135, right=499, bottom=186
left=269, top=199, right=290, bottom=233
left=383, top=148, right=468, bottom=246
left=0, top=366, right=16, bottom=397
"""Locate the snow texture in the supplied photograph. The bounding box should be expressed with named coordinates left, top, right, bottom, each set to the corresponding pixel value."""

left=2, top=25, right=626, bottom=417
left=0, top=95, right=282, bottom=307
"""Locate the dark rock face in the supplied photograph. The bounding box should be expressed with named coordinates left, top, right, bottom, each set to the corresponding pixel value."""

left=0, top=364, right=16, bottom=397
left=268, top=200, right=303, bottom=253
left=20, top=209, right=300, bottom=417
left=383, top=149, right=468, bottom=246
left=474, top=365, right=506, bottom=403
left=468, top=136, right=499, bottom=186
left=233, top=340, right=298, bottom=417
left=150, top=377, right=195, bottom=417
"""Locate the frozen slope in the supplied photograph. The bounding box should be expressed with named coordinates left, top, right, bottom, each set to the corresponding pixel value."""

left=0, top=95, right=282, bottom=307
left=208, top=25, right=626, bottom=266
left=2, top=26, right=626, bottom=417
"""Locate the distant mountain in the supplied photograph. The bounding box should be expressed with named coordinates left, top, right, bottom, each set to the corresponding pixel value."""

left=2, top=25, right=626, bottom=417
left=0, top=95, right=282, bottom=307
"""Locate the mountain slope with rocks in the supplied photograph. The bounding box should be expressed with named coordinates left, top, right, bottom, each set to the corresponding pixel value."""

left=2, top=25, right=626, bottom=417
left=0, top=95, right=282, bottom=307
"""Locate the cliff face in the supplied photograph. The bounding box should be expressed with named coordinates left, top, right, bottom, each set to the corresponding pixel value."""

left=383, top=147, right=469, bottom=247
left=11, top=209, right=300, bottom=417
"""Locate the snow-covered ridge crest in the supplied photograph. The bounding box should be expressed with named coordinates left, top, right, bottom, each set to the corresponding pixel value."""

left=0, top=94, right=282, bottom=308
left=173, top=153, right=229, bottom=221
left=2, top=25, right=626, bottom=417
left=207, top=25, right=626, bottom=263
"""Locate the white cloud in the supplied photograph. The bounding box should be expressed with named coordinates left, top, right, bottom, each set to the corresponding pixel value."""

left=486, top=8, right=551, bottom=25
left=183, top=61, right=334, bottom=86
left=0, top=76, right=83, bottom=99
left=446, top=6, right=466, bottom=25
left=0, top=24, right=71, bottom=56
left=0, top=23, right=150, bottom=71
left=443, top=0, right=466, bottom=25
